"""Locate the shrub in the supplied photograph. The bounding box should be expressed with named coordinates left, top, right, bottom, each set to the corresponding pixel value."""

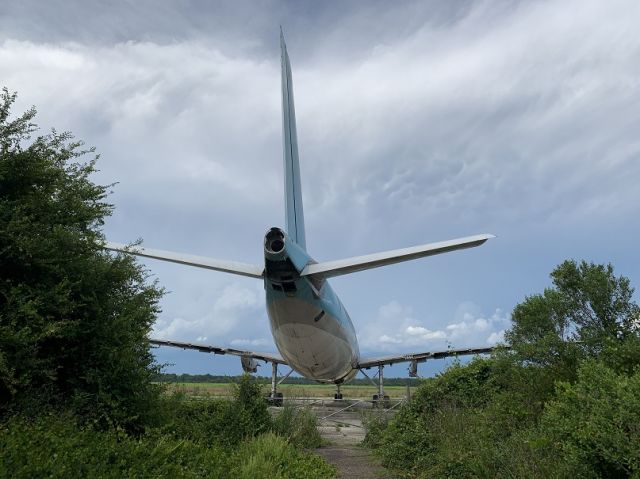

left=158, top=376, right=271, bottom=447
left=0, top=413, right=337, bottom=479
left=0, top=89, right=163, bottom=433
left=235, top=433, right=336, bottom=479
left=272, top=402, right=323, bottom=448
left=0, top=413, right=231, bottom=478
left=536, top=360, right=640, bottom=477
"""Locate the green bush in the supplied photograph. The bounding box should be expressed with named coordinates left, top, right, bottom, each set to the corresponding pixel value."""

left=272, top=402, right=323, bottom=448
left=365, top=261, right=640, bottom=478
left=236, top=433, right=336, bottom=479
left=361, top=409, right=390, bottom=449
left=0, top=413, right=337, bottom=479
left=0, top=89, right=164, bottom=433
left=157, top=376, right=271, bottom=447
left=0, top=413, right=231, bottom=478
left=536, top=360, right=640, bottom=477
left=161, top=378, right=323, bottom=449
left=365, top=357, right=504, bottom=473
left=160, top=398, right=249, bottom=447
left=232, top=374, right=272, bottom=437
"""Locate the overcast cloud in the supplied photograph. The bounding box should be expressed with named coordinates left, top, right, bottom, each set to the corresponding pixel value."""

left=2, top=0, right=639, bottom=377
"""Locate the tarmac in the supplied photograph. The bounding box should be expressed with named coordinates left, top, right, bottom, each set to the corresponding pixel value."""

left=274, top=398, right=400, bottom=479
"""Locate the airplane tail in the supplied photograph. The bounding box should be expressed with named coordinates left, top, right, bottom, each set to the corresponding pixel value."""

left=105, top=33, right=494, bottom=280
left=281, top=30, right=306, bottom=249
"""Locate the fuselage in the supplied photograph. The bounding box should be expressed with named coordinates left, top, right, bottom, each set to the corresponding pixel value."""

left=263, top=227, right=359, bottom=383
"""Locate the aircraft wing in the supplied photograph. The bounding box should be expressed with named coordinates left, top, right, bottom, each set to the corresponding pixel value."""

left=105, top=242, right=264, bottom=279
left=150, top=339, right=287, bottom=365
left=300, top=234, right=494, bottom=279
left=358, top=345, right=499, bottom=369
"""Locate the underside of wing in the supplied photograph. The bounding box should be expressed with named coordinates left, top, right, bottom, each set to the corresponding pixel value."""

left=150, top=339, right=287, bottom=365
left=105, top=242, right=264, bottom=279
left=301, top=234, right=494, bottom=279
left=358, top=345, right=501, bottom=369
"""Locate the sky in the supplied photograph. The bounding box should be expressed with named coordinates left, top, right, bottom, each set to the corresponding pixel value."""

left=1, top=0, right=639, bottom=379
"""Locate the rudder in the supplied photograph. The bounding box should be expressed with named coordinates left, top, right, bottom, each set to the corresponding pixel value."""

left=280, top=30, right=306, bottom=249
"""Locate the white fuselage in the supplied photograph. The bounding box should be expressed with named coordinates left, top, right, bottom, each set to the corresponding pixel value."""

left=263, top=229, right=359, bottom=383
left=266, top=279, right=359, bottom=383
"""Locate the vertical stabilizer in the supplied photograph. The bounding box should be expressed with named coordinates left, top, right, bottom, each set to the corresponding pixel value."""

left=280, top=29, right=306, bottom=249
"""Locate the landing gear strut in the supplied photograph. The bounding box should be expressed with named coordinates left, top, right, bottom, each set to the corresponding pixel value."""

left=372, top=365, right=389, bottom=406
left=269, top=362, right=292, bottom=407
left=334, top=383, right=343, bottom=400
left=360, top=365, right=390, bottom=407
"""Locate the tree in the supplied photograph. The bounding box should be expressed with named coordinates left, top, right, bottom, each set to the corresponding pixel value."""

left=0, top=89, right=163, bottom=431
left=505, top=260, right=640, bottom=376
left=538, top=360, right=640, bottom=478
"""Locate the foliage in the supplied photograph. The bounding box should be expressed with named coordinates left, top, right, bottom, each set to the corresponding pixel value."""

left=0, top=91, right=335, bottom=475
left=366, top=357, right=508, bottom=475
left=161, top=377, right=323, bottom=449
left=361, top=410, right=390, bottom=449
left=271, top=402, right=323, bottom=448
left=0, top=89, right=164, bottom=432
left=507, top=260, right=640, bottom=372
left=0, top=412, right=231, bottom=479
left=232, top=373, right=272, bottom=435
left=235, top=432, right=336, bottom=479
left=535, top=360, right=640, bottom=477
left=159, top=376, right=271, bottom=447
left=365, top=260, right=640, bottom=478
left=0, top=413, right=336, bottom=479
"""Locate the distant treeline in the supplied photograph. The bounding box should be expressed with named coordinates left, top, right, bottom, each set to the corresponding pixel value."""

left=154, top=373, right=422, bottom=387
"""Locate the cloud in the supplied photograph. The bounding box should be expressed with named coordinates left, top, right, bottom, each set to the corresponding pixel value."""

left=152, top=282, right=262, bottom=342
left=445, top=307, right=510, bottom=345
left=2, top=0, right=639, bottom=375
left=359, top=300, right=509, bottom=353
left=487, top=331, right=505, bottom=344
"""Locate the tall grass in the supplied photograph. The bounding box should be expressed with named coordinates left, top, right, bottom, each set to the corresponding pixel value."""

left=271, top=402, right=324, bottom=448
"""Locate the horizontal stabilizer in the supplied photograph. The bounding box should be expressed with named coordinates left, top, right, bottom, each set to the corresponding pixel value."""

left=105, top=242, right=264, bottom=279
left=301, top=234, right=494, bottom=279
left=358, top=345, right=501, bottom=369
left=150, top=339, right=287, bottom=364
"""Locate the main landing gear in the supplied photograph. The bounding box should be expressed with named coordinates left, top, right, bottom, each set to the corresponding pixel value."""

left=360, top=365, right=390, bottom=407
left=334, top=383, right=343, bottom=400
left=269, top=362, right=292, bottom=407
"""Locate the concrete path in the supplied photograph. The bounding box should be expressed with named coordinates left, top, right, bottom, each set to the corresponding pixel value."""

left=313, top=404, right=396, bottom=479
left=314, top=445, right=393, bottom=479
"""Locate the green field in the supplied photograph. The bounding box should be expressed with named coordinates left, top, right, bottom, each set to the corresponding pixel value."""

left=164, top=382, right=414, bottom=399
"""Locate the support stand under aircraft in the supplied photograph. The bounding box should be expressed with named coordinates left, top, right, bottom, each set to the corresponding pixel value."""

left=108, top=31, right=497, bottom=403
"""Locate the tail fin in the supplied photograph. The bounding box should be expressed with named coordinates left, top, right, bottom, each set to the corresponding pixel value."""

left=280, top=29, right=306, bottom=249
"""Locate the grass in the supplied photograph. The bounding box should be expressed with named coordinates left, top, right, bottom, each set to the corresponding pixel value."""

left=162, top=382, right=414, bottom=399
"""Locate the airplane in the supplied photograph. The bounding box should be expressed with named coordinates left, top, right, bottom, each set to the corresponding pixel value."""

left=106, top=31, right=496, bottom=403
